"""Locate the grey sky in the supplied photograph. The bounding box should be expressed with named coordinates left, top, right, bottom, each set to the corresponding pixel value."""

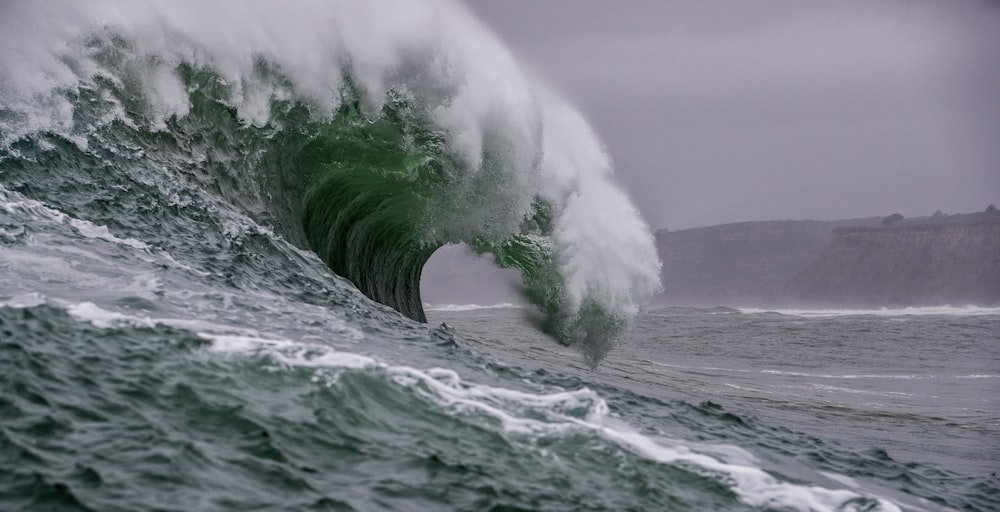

left=461, top=0, right=1000, bottom=230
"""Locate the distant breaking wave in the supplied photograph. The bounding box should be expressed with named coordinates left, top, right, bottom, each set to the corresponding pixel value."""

left=737, top=305, right=1000, bottom=318
left=424, top=303, right=523, bottom=312
left=0, top=0, right=661, bottom=363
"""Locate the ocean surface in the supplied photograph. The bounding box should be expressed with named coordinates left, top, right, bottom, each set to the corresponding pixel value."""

left=2, top=1, right=998, bottom=511
left=429, top=305, right=1000, bottom=511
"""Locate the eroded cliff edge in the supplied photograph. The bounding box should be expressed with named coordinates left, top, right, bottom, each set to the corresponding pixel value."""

left=787, top=220, right=1000, bottom=306
left=653, top=211, right=1000, bottom=307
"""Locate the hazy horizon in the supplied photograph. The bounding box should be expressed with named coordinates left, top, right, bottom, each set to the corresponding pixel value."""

left=461, top=0, right=1000, bottom=231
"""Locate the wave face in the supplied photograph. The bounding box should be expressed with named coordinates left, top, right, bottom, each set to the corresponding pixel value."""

left=0, top=0, right=661, bottom=362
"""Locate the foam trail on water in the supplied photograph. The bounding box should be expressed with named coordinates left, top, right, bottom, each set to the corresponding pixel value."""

left=738, top=306, right=1000, bottom=317
left=203, top=334, right=903, bottom=512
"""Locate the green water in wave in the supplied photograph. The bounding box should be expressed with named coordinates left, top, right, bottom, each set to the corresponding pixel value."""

left=40, top=51, right=584, bottom=341
left=291, top=86, right=618, bottom=355
left=2, top=39, right=630, bottom=360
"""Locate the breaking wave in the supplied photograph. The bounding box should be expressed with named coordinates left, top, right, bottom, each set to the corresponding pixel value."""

left=737, top=305, right=1000, bottom=318
left=0, top=0, right=661, bottom=363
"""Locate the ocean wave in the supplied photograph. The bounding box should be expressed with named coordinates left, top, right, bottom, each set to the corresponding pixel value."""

left=0, top=0, right=660, bottom=364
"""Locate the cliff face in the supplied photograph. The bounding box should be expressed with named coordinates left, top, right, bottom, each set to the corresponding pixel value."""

left=655, top=219, right=879, bottom=305
left=653, top=212, right=1000, bottom=307
left=788, top=222, right=1000, bottom=306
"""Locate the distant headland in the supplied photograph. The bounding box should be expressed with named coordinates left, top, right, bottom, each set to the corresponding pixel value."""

left=654, top=206, right=1000, bottom=307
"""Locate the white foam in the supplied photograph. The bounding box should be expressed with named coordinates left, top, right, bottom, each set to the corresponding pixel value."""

left=60, top=301, right=366, bottom=345
left=807, top=383, right=913, bottom=398
left=201, top=333, right=375, bottom=369
left=424, top=302, right=522, bottom=312
left=760, top=370, right=927, bottom=380
left=0, top=184, right=149, bottom=251
left=0, top=292, right=48, bottom=309
left=738, top=305, right=1000, bottom=317
left=66, top=301, right=155, bottom=329
left=67, top=218, right=148, bottom=250
left=205, top=333, right=901, bottom=511
left=601, top=427, right=901, bottom=512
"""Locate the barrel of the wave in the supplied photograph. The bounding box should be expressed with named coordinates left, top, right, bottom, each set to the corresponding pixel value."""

left=302, top=174, right=439, bottom=322
left=294, top=101, right=646, bottom=365
left=298, top=99, right=448, bottom=323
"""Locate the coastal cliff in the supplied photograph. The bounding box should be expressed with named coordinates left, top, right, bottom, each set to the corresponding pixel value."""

left=653, top=211, right=1000, bottom=307
left=654, top=218, right=880, bottom=305
left=788, top=220, right=1000, bottom=306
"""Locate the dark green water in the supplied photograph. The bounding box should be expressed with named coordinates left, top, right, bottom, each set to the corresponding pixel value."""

left=2, top=2, right=998, bottom=510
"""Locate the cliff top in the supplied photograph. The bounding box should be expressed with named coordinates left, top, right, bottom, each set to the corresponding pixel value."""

left=834, top=211, right=1000, bottom=234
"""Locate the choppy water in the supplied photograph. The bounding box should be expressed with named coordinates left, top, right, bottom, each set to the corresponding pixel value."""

left=2, top=169, right=999, bottom=511
left=429, top=307, right=1000, bottom=494
left=4, top=263, right=999, bottom=511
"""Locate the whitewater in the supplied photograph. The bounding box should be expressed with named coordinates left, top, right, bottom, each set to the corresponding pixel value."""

left=1, top=1, right=997, bottom=510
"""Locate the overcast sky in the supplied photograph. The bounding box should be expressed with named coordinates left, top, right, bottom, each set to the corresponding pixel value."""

left=461, top=0, right=1000, bottom=230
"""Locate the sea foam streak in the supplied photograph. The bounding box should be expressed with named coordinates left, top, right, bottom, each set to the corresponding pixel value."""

left=424, top=303, right=523, bottom=312
left=738, top=305, right=1000, bottom=317
left=0, top=0, right=661, bottom=362
left=203, top=333, right=902, bottom=512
